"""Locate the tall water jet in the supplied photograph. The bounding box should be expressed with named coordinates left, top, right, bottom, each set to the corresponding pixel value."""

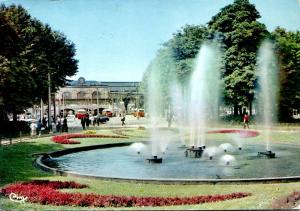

left=188, top=41, right=222, bottom=148
left=147, top=63, right=163, bottom=158
left=170, top=82, right=186, bottom=146
left=257, top=40, right=279, bottom=154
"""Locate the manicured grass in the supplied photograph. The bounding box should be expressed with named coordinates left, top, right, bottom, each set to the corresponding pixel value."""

left=0, top=127, right=300, bottom=210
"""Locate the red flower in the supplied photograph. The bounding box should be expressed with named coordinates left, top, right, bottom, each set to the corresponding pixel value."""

left=206, top=129, right=259, bottom=138
left=51, top=134, right=126, bottom=144
left=0, top=180, right=252, bottom=207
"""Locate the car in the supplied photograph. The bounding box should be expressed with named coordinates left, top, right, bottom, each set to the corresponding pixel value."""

left=99, top=115, right=109, bottom=123
left=92, top=115, right=109, bottom=124
left=102, top=109, right=113, bottom=117
left=75, top=109, right=87, bottom=119
left=133, top=109, right=145, bottom=117
left=66, top=114, right=76, bottom=120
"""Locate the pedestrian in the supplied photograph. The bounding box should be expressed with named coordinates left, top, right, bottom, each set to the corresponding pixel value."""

left=96, top=115, right=100, bottom=126
left=243, top=112, right=249, bottom=129
left=56, top=119, right=62, bottom=133
left=167, top=112, right=173, bottom=128
left=42, top=117, right=47, bottom=129
left=30, top=121, right=36, bottom=137
left=62, top=117, right=68, bottom=132
left=85, top=114, right=90, bottom=129
left=121, top=116, right=125, bottom=126
left=81, top=117, right=86, bottom=130
left=37, top=120, right=42, bottom=136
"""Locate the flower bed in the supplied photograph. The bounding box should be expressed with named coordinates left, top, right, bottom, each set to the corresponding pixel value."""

left=83, top=130, right=97, bottom=134
left=272, top=191, right=300, bottom=209
left=51, top=134, right=126, bottom=144
left=206, top=129, right=259, bottom=138
left=1, top=180, right=251, bottom=207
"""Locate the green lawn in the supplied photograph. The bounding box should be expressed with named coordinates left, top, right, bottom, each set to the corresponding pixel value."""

left=0, top=127, right=300, bottom=210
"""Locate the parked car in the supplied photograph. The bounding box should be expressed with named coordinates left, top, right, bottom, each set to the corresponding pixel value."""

left=75, top=109, right=87, bottom=119
left=92, top=115, right=109, bottom=124
left=102, top=109, right=113, bottom=117
left=133, top=109, right=145, bottom=117
left=99, top=115, right=109, bottom=123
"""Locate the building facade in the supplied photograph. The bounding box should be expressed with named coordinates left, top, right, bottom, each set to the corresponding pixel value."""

left=55, top=77, right=142, bottom=116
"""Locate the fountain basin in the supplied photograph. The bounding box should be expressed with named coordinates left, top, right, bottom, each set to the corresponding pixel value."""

left=34, top=129, right=300, bottom=183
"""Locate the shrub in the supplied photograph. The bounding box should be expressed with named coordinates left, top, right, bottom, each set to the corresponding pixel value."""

left=0, top=121, right=30, bottom=138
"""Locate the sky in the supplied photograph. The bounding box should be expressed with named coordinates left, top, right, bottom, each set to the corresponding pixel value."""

left=2, top=0, right=300, bottom=82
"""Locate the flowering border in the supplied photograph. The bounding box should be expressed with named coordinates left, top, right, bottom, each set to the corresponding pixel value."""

left=51, top=134, right=126, bottom=144
left=1, top=180, right=251, bottom=207
left=272, top=191, right=300, bottom=209
left=206, top=129, right=259, bottom=138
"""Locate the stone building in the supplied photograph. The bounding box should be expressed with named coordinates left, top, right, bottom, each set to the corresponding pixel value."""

left=55, top=77, right=142, bottom=116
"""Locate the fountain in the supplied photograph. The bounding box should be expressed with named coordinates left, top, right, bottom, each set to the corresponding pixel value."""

left=129, top=143, right=146, bottom=155
left=186, top=41, right=222, bottom=156
left=219, top=155, right=236, bottom=166
left=36, top=38, right=300, bottom=183
left=170, top=82, right=186, bottom=147
left=219, top=143, right=234, bottom=153
left=256, top=40, right=279, bottom=159
left=203, top=146, right=222, bottom=160
left=146, top=57, right=165, bottom=163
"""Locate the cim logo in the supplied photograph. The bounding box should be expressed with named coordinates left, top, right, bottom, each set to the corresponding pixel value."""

left=9, top=193, right=28, bottom=203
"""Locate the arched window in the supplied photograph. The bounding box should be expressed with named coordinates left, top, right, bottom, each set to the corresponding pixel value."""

left=62, top=92, right=71, bottom=99
left=92, top=91, right=101, bottom=99
left=77, top=91, right=86, bottom=99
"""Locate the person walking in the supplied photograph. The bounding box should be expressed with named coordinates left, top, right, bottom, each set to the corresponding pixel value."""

left=85, top=114, right=90, bottom=129
left=56, top=119, right=62, bottom=133
left=121, top=116, right=125, bottom=126
left=37, top=120, right=42, bottom=137
left=62, top=117, right=68, bottom=132
left=243, top=112, right=250, bottom=129
left=81, top=116, right=86, bottom=130
left=30, top=121, right=36, bottom=137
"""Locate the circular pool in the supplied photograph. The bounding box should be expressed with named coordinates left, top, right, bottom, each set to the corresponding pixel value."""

left=41, top=130, right=300, bottom=183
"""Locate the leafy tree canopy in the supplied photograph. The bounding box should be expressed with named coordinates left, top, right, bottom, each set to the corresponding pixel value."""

left=0, top=4, right=78, bottom=118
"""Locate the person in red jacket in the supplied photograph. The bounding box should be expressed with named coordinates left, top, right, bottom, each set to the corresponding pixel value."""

left=243, top=112, right=249, bottom=129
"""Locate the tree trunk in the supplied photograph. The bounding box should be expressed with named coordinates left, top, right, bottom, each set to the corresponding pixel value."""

left=238, top=106, right=242, bottom=116
left=13, top=112, right=17, bottom=121
left=249, top=101, right=252, bottom=116
left=234, top=103, right=239, bottom=116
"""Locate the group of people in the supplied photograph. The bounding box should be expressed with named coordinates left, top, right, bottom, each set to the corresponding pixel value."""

left=30, top=116, right=68, bottom=137
left=55, top=116, right=68, bottom=133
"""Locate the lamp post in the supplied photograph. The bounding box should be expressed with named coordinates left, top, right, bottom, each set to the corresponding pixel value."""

left=48, top=72, right=52, bottom=130
left=62, top=93, right=65, bottom=117
left=96, top=87, right=99, bottom=116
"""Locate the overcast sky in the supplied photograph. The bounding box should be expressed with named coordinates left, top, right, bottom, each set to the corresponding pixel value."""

left=3, top=0, right=300, bottom=82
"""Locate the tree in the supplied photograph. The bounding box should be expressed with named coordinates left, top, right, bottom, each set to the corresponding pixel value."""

left=208, top=0, right=269, bottom=115
left=272, top=27, right=300, bottom=121
left=140, top=25, right=207, bottom=107
left=0, top=4, right=78, bottom=120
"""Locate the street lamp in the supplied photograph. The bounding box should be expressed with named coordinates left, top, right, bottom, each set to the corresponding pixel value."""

left=48, top=72, right=52, bottom=130
left=96, top=87, right=99, bottom=116
left=62, top=92, right=65, bottom=117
